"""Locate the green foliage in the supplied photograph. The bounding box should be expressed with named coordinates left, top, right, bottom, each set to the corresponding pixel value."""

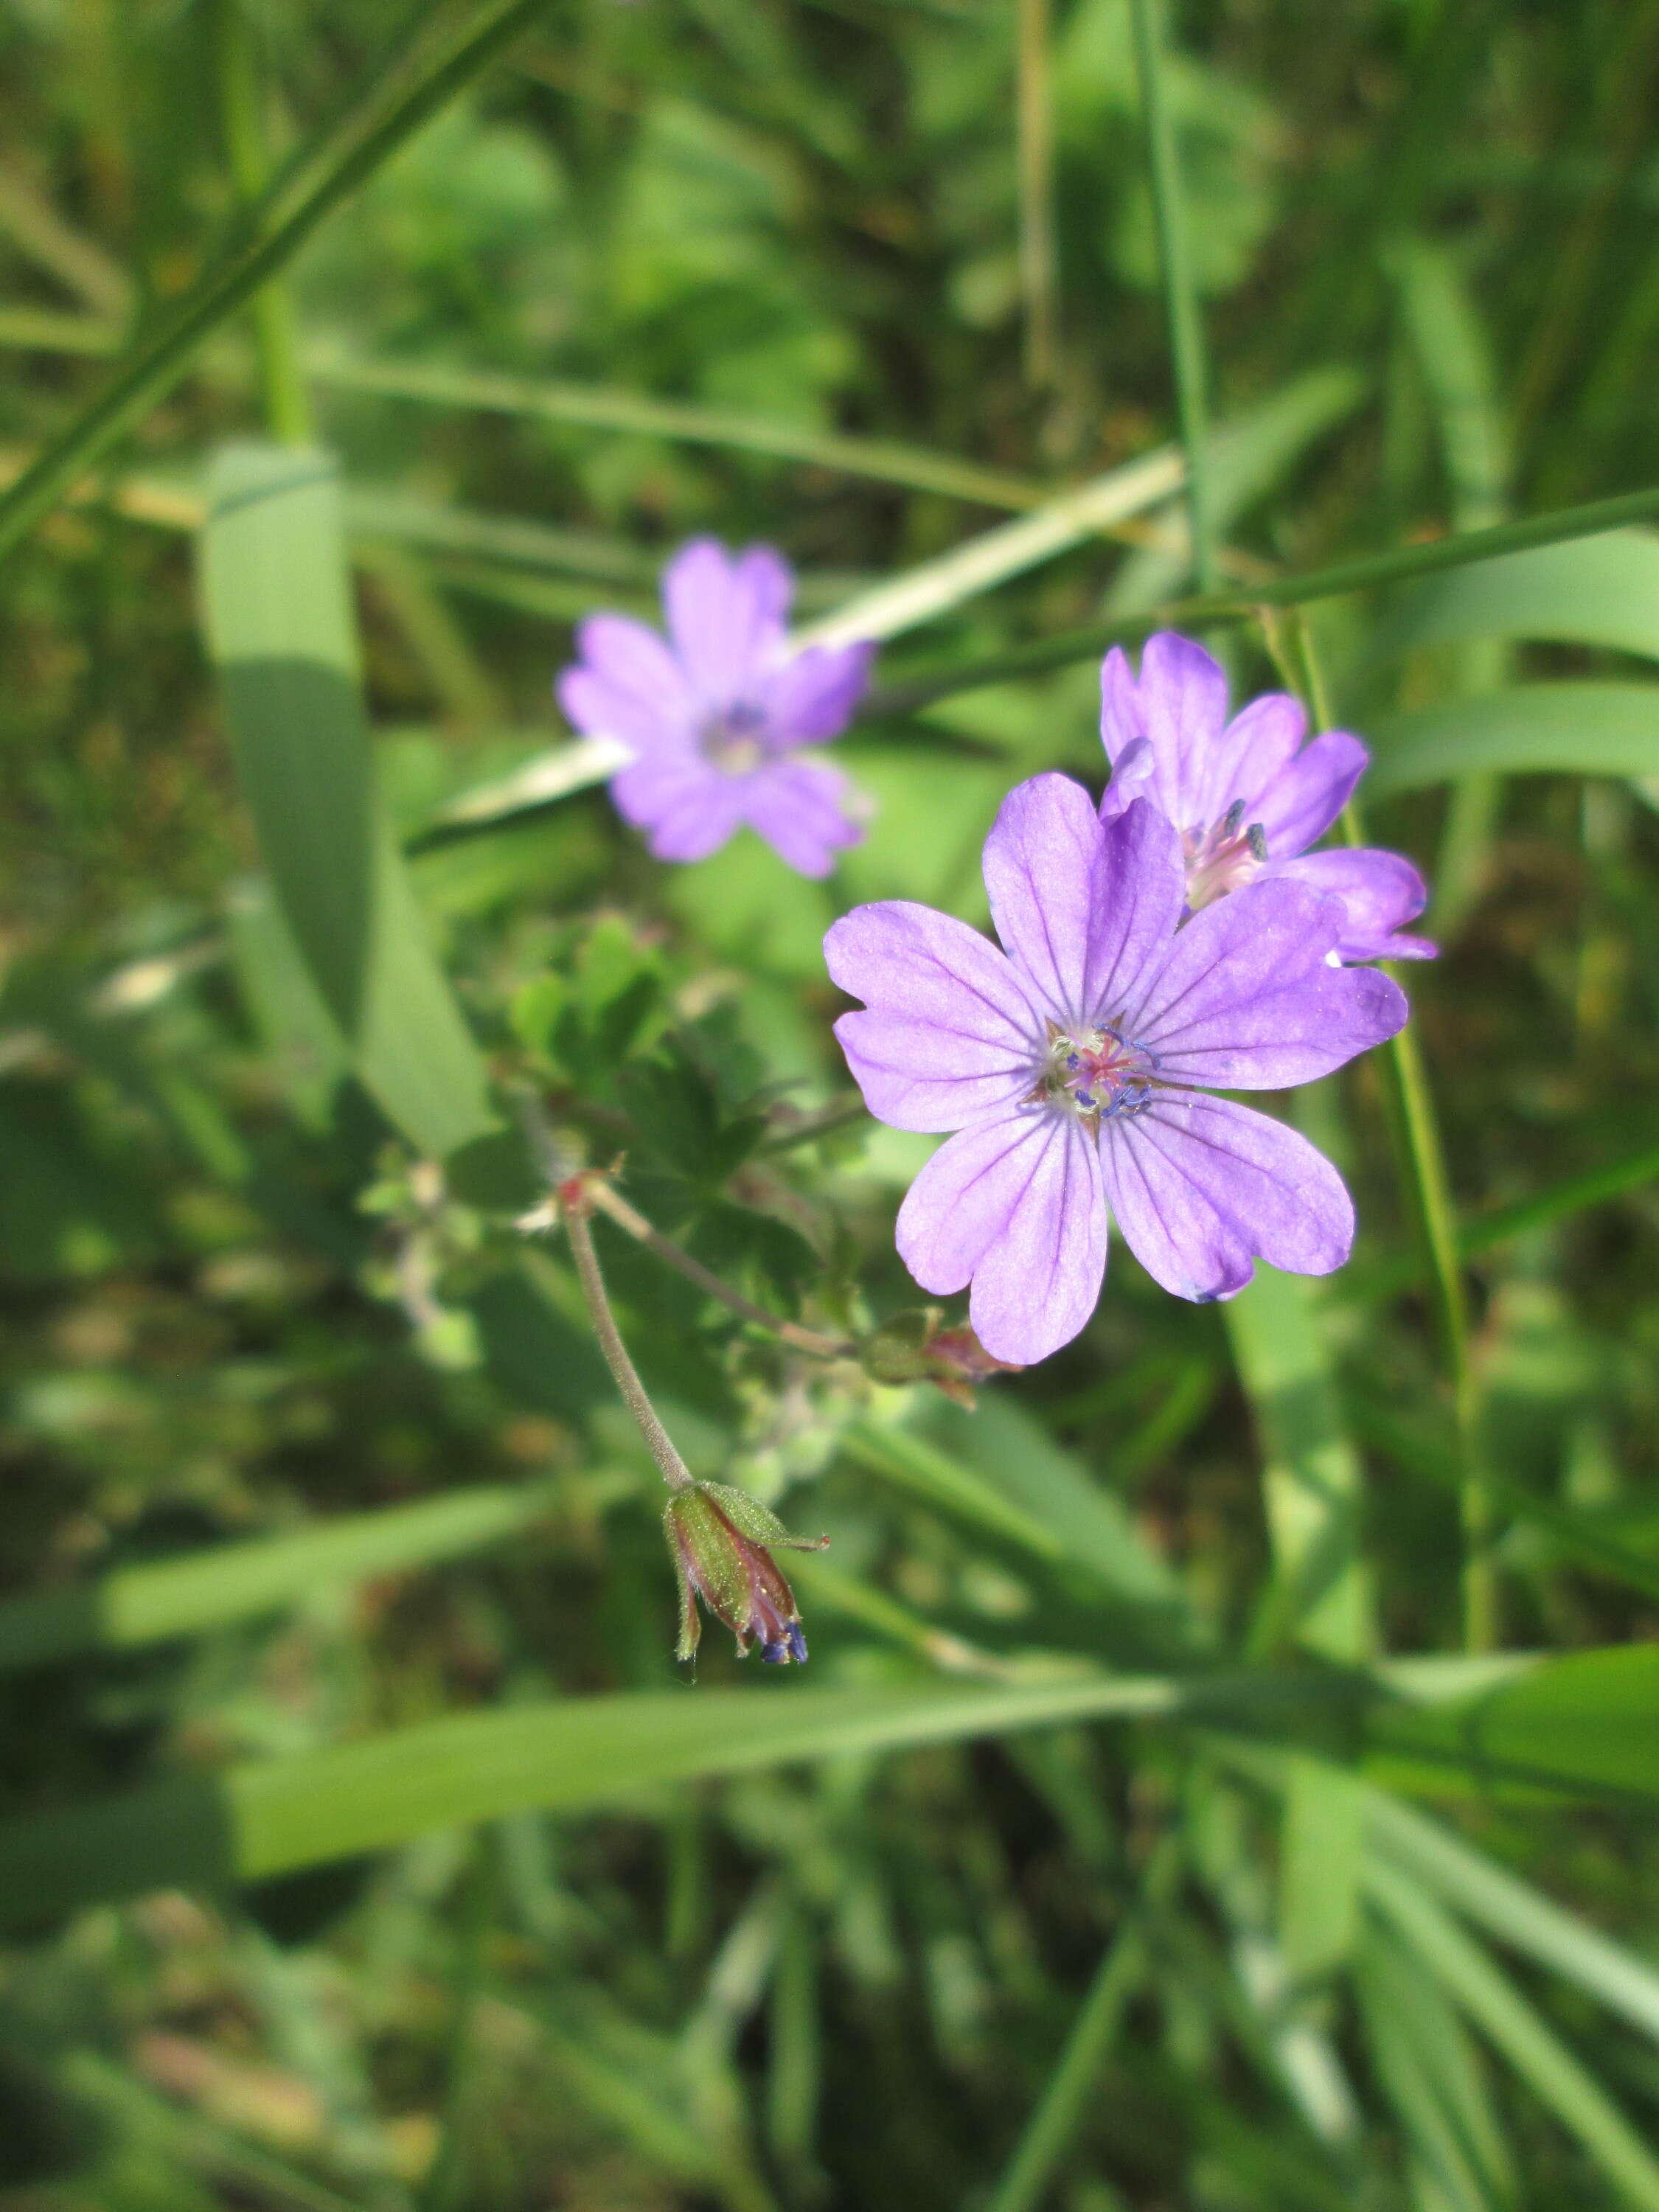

left=3, top=1, right=1659, bottom=2206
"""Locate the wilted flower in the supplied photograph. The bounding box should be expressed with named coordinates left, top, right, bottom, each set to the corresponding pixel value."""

left=825, top=775, right=1407, bottom=1366
left=1099, top=632, right=1435, bottom=964
left=557, top=538, right=874, bottom=877
left=664, top=1479, right=828, bottom=1663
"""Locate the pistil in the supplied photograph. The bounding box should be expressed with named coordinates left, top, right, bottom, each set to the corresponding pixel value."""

left=1183, top=798, right=1267, bottom=909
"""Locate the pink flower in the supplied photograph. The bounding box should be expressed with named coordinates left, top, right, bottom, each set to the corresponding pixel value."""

left=825, top=776, right=1407, bottom=1366
left=557, top=538, right=874, bottom=877
left=1099, top=632, right=1436, bottom=963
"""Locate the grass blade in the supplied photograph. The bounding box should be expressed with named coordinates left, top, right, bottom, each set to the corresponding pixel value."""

left=1128, top=0, right=1217, bottom=588
left=0, top=1480, right=560, bottom=1675
left=309, top=350, right=1048, bottom=512
left=1366, top=684, right=1659, bottom=793
left=796, top=446, right=1183, bottom=649
left=201, top=442, right=495, bottom=1157
left=1366, top=1789, right=1659, bottom=2046
left=866, top=483, right=1659, bottom=714
left=1367, top=1857, right=1659, bottom=2211
left=1230, top=1266, right=1372, bottom=1665
left=1374, top=529, right=1659, bottom=664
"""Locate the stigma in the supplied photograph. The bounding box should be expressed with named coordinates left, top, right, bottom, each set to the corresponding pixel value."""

left=1042, top=1023, right=1157, bottom=1124
left=1183, top=799, right=1267, bottom=909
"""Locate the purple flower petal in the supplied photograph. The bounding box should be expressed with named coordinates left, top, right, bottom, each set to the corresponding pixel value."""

left=983, top=776, right=1181, bottom=1033
left=571, top=612, right=695, bottom=720
left=1102, top=1093, right=1354, bottom=1301
left=1267, top=848, right=1437, bottom=963
left=896, top=1108, right=1106, bottom=1363
left=611, top=756, right=748, bottom=862
left=1099, top=633, right=1230, bottom=828
left=664, top=538, right=791, bottom=705
left=760, top=640, right=874, bottom=744
left=1096, top=734, right=1158, bottom=824
left=1214, top=692, right=1307, bottom=815
left=1091, top=797, right=1188, bottom=1021
left=745, top=758, right=862, bottom=878
left=1127, top=877, right=1408, bottom=1086
left=1252, top=731, right=1368, bottom=857
left=559, top=667, right=692, bottom=756
left=734, top=545, right=794, bottom=630
left=827, top=901, right=1043, bottom=1130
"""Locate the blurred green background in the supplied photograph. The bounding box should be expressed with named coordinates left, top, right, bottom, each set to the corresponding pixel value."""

left=2, top=1, right=1659, bottom=2206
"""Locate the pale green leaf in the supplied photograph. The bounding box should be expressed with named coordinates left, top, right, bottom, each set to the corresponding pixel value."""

left=201, top=443, right=496, bottom=1158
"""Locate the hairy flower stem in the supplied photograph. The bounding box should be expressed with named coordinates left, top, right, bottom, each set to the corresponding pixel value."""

left=581, top=1179, right=854, bottom=1361
left=559, top=1186, right=693, bottom=1496
left=1284, top=618, right=1497, bottom=1653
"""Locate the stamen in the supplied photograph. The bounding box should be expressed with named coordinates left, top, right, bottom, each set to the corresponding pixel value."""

left=1046, top=1023, right=1158, bottom=1124
left=1182, top=799, right=1269, bottom=909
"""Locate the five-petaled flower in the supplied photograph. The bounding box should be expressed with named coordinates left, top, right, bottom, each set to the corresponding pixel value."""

left=664, top=1479, right=828, bottom=1664
left=825, top=775, right=1408, bottom=1367
left=1099, top=632, right=1436, bottom=964
left=557, top=538, right=874, bottom=877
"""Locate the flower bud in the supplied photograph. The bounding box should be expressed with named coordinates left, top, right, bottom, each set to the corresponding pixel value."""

left=860, top=1309, right=1021, bottom=1406
left=663, top=1482, right=827, bottom=1664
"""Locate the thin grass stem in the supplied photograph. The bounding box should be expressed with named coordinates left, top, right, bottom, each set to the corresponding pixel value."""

left=208, top=0, right=313, bottom=446
left=863, top=476, right=1659, bottom=715
left=1128, top=0, right=1216, bottom=591
left=0, top=0, right=553, bottom=564
left=1290, top=622, right=1496, bottom=1654
left=1016, top=0, right=1059, bottom=391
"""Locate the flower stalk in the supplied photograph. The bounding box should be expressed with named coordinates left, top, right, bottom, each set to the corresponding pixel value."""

left=579, top=1175, right=854, bottom=1360
left=557, top=1178, right=693, bottom=1496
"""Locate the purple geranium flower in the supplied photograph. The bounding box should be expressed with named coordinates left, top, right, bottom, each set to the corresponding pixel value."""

left=557, top=538, right=874, bottom=877
left=824, top=775, right=1408, bottom=1366
left=1099, top=632, right=1436, bottom=964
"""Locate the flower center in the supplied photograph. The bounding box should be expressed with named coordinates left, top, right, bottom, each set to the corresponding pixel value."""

left=1183, top=799, right=1267, bottom=909
left=1043, top=1022, right=1158, bottom=1123
left=699, top=699, right=768, bottom=776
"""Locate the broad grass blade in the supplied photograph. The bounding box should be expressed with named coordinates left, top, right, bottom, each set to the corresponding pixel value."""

left=0, top=1480, right=560, bottom=1676
left=201, top=443, right=495, bottom=1157
left=1366, top=683, right=1659, bottom=793
left=1376, top=530, right=1659, bottom=664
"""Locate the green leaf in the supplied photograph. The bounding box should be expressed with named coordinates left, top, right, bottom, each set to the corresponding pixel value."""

left=1228, top=1265, right=1371, bottom=1664
left=0, top=1481, right=560, bottom=1675
left=1279, top=1757, right=1364, bottom=1983
left=1377, top=529, right=1659, bottom=664
left=1366, top=683, right=1659, bottom=793
left=201, top=443, right=495, bottom=1158
left=0, top=1672, right=1212, bottom=1930
left=1368, top=1644, right=1659, bottom=1805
